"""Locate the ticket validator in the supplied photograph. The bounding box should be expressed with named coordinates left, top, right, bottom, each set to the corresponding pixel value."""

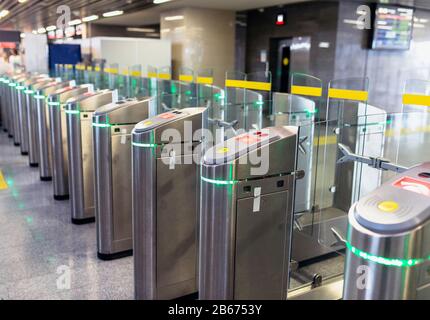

left=66, top=90, right=114, bottom=224
left=199, top=126, right=299, bottom=300
left=343, top=163, right=430, bottom=300
left=132, top=107, right=205, bottom=300
left=93, top=97, right=157, bottom=259
left=47, top=85, right=90, bottom=199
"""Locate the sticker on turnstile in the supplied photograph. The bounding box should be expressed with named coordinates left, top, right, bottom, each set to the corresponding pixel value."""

left=204, top=129, right=279, bottom=165
left=253, top=187, right=261, bottom=212
left=69, top=80, right=76, bottom=87
left=55, top=77, right=61, bottom=83
left=120, top=129, right=127, bottom=144
left=82, top=84, right=95, bottom=93
left=112, top=89, right=119, bottom=103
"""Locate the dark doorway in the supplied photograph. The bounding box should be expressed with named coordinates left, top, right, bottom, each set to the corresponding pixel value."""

left=270, top=38, right=292, bottom=93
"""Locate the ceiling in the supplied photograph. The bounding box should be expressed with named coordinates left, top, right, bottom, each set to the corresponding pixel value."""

left=2, top=0, right=430, bottom=31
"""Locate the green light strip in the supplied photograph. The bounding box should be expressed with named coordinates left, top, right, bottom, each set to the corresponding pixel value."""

left=92, top=122, right=111, bottom=128
left=4, top=80, right=10, bottom=84
left=34, top=95, right=45, bottom=100
left=48, top=101, right=60, bottom=106
left=346, top=241, right=425, bottom=267
left=201, top=176, right=238, bottom=186
left=65, top=110, right=80, bottom=115
left=24, top=90, right=34, bottom=94
left=16, top=85, right=25, bottom=90
left=132, top=142, right=158, bottom=148
left=9, top=83, right=16, bottom=87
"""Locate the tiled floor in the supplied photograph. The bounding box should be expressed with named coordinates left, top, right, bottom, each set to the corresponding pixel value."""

left=0, top=131, right=133, bottom=300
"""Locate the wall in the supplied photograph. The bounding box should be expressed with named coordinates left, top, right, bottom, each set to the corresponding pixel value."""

left=160, top=7, right=235, bottom=87
left=243, top=1, right=339, bottom=89
left=22, top=33, right=48, bottom=73
left=336, top=1, right=430, bottom=112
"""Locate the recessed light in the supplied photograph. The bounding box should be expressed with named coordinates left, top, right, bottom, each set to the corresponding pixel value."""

left=154, top=0, right=172, bottom=3
left=82, top=15, right=99, bottom=22
left=0, top=10, right=10, bottom=18
left=102, top=10, right=124, bottom=17
left=127, top=27, right=157, bottom=33
left=69, top=19, right=82, bottom=26
left=46, top=25, right=57, bottom=31
left=37, top=27, right=46, bottom=34
left=164, top=15, right=184, bottom=21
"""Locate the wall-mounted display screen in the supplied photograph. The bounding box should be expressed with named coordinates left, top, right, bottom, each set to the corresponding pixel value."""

left=372, top=5, right=414, bottom=50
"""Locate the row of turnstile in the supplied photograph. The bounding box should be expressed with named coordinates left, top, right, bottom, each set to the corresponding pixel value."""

left=1, top=71, right=430, bottom=300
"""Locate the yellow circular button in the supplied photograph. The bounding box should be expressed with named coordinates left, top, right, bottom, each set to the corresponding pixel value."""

left=378, top=201, right=399, bottom=213
left=217, top=147, right=229, bottom=154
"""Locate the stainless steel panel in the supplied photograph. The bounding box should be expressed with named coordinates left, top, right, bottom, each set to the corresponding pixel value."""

left=234, top=190, right=290, bottom=300
left=36, top=98, right=52, bottom=179
left=156, top=154, right=198, bottom=299
left=111, top=132, right=133, bottom=251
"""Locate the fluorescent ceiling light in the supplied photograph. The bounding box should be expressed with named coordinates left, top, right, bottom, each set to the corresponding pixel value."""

left=32, top=30, right=37, bottom=34
left=46, top=25, right=56, bottom=31
left=69, top=19, right=82, bottom=26
left=82, top=15, right=99, bottom=22
left=103, top=10, right=124, bottom=17
left=127, top=27, right=157, bottom=33
left=18, top=0, right=28, bottom=3
left=154, top=0, right=172, bottom=3
left=0, top=10, right=9, bottom=18
left=37, top=27, right=46, bottom=34
left=164, top=15, right=184, bottom=21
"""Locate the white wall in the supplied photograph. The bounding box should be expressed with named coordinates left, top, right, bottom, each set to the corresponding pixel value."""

left=22, top=33, right=49, bottom=73
left=89, top=37, right=171, bottom=75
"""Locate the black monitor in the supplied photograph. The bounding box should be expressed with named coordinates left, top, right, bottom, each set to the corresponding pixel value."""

left=372, top=5, right=414, bottom=50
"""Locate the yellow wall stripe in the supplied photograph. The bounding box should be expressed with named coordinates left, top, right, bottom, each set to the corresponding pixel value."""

left=148, top=72, right=157, bottom=78
left=291, top=85, right=322, bottom=97
left=158, top=73, right=171, bottom=80
left=179, top=75, right=194, bottom=82
left=225, top=79, right=272, bottom=91
left=197, top=77, right=214, bottom=85
left=95, top=66, right=101, bottom=72
left=0, top=170, right=8, bottom=190
left=87, top=66, right=93, bottom=71
left=328, top=88, right=368, bottom=102
left=402, top=94, right=430, bottom=107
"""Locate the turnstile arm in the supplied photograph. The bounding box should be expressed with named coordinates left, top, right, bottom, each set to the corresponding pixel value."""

left=337, top=143, right=409, bottom=173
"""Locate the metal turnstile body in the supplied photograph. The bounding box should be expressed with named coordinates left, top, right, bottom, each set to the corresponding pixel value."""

left=25, top=78, right=51, bottom=164
left=66, top=90, right=114, bottom=224
left=35, top=81, right=69, bottom=181
left=47, top=85, right=89, bottom=199
left=9, top=75, right=27, bottom=143
left=132, top=107, right=205, bottom=300
left=343, top=163, right=430, bottom=300
left=199, top=126, right=299, bottom=300
left=93, top=98, right=156, bottom=259
left=18, top=76, right=48, bottom=156
left=0, top=77, right=11, bottom=132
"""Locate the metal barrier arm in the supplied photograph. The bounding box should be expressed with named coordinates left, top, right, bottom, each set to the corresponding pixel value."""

left=337, top=143, right=409, bottom=173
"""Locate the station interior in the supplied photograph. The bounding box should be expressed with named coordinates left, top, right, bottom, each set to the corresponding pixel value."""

left=0, top=0, right=430, bottom=300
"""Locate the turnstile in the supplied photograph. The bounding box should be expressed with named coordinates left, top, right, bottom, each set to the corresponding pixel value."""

left=27, top=79, right=54, bottom=166
left=47, top=85, right=90, bottom=199
left=199, top=126, right=299, bottom=300
left=65, top=90, right=114, bottom=224
left=18, top=76, right=49, bottom=156
left=23, top=78, right=51, bottom=163
left=93, top=97, right=156, bottom=259
left=0, top=77, right=9, bottom=132
left=132, top=107, right=205, bottom=300
left=35, top=81, right=69, bottom=181
left=9, top=74, right=27, bottom=143
left=343, top=163, right=430, bottom=300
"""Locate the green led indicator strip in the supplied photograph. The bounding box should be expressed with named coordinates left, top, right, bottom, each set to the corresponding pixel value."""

left=346, top=241, right=425, bottom=267
left=201, top=176, right=238, bottom=186
left=92, top=122, right=111, bottom=128
left=25, top=90, right=34, bottom=94
left=132, top=142, right=158, bottom=148
left=9, top=83, right=16, bottom=87
left=34, top=95, right=45, bottom=100
left=48, top=101, right=60, bottom=107
left=16, top=86, right=25, bottom=90
left=65, top=110, right=80, bottom=115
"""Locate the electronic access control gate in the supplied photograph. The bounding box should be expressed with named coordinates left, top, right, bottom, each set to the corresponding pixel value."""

left=199, top=126, right=299, bottom=300
left=93, top=97, right=157, bottom=260
left=343, top=163, right=430, bottom=300
left=47, top=85, right=90, bottom=199
left=65, top=90, right=114, bottom=224
left=132, top=107, right=205, bottom=300
left=35, top=81, right=69, bottom=181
